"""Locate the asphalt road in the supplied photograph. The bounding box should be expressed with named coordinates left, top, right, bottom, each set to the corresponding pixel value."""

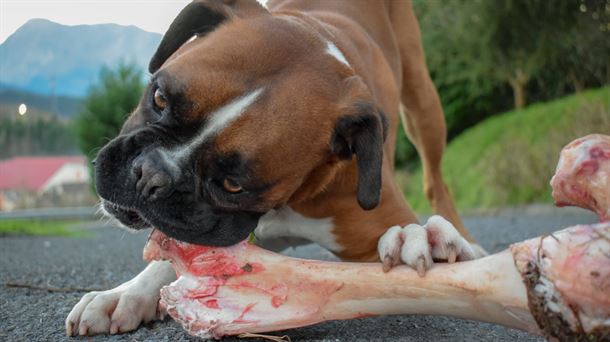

left=0, top=206, right=598, bottom=342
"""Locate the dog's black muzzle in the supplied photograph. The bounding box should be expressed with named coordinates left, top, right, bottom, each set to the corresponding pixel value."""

left=94, top=128, right=260, bottom=246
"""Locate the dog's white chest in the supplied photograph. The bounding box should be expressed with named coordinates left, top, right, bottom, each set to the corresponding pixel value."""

left=255, top=207, right=342, bottom=252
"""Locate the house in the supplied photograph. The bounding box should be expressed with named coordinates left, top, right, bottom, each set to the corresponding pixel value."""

left=0, top=156, right=94, bottom=210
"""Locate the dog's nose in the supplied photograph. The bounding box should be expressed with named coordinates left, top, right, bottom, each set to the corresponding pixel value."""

left=133, top=155, right=174, bottom=201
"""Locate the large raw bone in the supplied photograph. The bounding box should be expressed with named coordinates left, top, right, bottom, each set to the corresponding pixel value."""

left=144, top=222, right=610, bottom=340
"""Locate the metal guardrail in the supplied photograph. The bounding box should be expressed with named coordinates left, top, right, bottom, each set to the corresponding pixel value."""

left=0, top=207, right=100, bottom=220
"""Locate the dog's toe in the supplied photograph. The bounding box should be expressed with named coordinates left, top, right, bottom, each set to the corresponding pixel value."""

left=111, top=292, right=159, bottom=333
left=378, top=225, right=403, bottom=272
left=76, top=292, right=118, bottom=335
left=378, top=223, right=433, bottom=276
left=400, top=224, right=433, bottom=276
left=66, top=291, right=98, bottom=336
left=424, top=215, right=476, bottom=262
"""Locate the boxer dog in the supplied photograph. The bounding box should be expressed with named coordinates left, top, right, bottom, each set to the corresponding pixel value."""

left=66, top=0, right=485, bottom=336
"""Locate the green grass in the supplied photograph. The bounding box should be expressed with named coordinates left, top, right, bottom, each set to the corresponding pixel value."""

left=398, top=87, right=610, bottom=212
left=0, top=219, right=88, bottom=237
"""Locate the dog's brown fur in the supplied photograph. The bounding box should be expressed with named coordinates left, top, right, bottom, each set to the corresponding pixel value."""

left=139, top=0, right=471, bottom=260
left=266, top=0, right=471, bottom=260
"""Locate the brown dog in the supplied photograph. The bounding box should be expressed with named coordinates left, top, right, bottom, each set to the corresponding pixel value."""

left=66, top=0, right=483, bottom=336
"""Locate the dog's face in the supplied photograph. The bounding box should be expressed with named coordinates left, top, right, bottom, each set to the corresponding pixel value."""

left=96, top=0, right=387, bottom=246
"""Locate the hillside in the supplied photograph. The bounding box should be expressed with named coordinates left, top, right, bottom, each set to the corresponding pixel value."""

left=397, top=87, right=610, bottom=212
left=0, top=19, right=161, bottom=97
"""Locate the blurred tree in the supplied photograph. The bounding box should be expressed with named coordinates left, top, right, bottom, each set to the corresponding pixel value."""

left=417, top=0, right=575, bottom=110
left=551, top=0, right=610, bottom=93
left=0, top=116, right=77, bottom=158
left=474, top=0, right=567, bottom=109
left=74, top=62, right=144, bottom=163
left=415, top=0, right=608, bottom=110
left=394, top=0, right=609, bottom=168
left=74, top=62, right=144, bottom=190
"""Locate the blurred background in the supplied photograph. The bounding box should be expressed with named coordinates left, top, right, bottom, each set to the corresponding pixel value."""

left=0, top=0, right=608, bottom=233
left=0, top=2, right=607, bottom=340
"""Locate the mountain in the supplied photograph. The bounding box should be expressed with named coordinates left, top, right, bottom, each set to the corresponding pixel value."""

left=0, top=19, right=162, bottom=97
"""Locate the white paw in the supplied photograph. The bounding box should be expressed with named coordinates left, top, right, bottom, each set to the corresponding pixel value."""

left=65, top=260, right=175, bottom=336
left=377, top=215, right=484, bottom=276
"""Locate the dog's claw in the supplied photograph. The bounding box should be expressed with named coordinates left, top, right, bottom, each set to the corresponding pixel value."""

left=157, top=301, right=167, bottom=320
left=79, top=323, right=88, bottom=336
left=382, top=255, right=393, bottom=273
left=416, top=256, right=426, bottom=277
left=447, top=243, right=457, bottom=263
left=66, top=321, right=73, bottom=336
left=110, top=321, right=119, bottom=334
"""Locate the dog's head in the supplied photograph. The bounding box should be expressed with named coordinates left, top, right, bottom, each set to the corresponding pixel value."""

left=95, top=0, right=388, bottom=246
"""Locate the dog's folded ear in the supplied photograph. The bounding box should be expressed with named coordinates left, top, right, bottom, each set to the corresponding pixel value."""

left=149, top=0, right=269, bottom=73
left=331, top=101, right=389, bottom=211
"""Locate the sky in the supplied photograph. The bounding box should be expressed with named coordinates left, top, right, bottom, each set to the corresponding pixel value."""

left=0, top=0, right=267, bottom=44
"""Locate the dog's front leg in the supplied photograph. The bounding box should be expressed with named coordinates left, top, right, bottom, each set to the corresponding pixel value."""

left=65, top=260, right=176, bottom=336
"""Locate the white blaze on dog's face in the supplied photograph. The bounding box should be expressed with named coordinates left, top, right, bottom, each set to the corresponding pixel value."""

left=160, top=88, right=265, bottom=170
left=93, top=0, right=387, bottom=246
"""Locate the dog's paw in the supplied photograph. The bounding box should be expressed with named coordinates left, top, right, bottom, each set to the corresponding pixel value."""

left=65, top=260, right=175, bottom=336
left=65, top=282, right=162, bottom=336
left=377, top=215, right=484, bottom=276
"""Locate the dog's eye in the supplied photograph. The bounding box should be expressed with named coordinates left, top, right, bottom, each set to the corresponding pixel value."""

left=153, top=88, right=167, bottom=111
left=222, top=178, right=243, bottom=193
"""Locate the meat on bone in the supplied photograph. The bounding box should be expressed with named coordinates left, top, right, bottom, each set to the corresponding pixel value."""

left=143, top=222, right=610, bottom=341
left=550, top=134, right=610, bottom=221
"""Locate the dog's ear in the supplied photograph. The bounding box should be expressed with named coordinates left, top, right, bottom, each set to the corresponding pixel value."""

left=149, top=0, right=269, bottom=73
left=331, top=101, right=389, bottom=210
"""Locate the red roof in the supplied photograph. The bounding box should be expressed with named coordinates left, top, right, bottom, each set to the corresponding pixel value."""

left=0, top=156, right=86, bottom=191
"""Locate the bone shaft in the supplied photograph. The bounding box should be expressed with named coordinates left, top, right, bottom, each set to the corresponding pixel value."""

left=293, top=250, right=538, bottom=333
